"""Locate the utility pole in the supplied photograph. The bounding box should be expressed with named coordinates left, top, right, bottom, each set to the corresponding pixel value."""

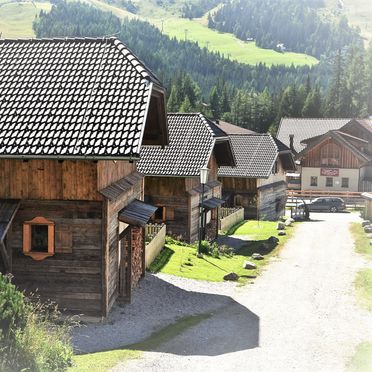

left=161, top=19, right=164, bottom=33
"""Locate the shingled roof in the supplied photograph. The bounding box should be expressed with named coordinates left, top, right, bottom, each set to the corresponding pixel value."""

left=277, top=118, right=351, bottom=153
left=138, top=113, right=236, bottom=177
left=0, top=37, right=166, bottom=159
left=216, top=120, right=256, bottom=135
left=218, top=134, right=295, bottom=179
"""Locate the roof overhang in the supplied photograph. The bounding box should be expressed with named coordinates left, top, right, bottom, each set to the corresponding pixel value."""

left=202, top=197, right=225, bottom=210
left=118, top=199, right=157, bottom=227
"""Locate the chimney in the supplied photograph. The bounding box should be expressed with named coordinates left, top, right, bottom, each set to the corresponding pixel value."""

left=289, top=134, right=294, bottom=152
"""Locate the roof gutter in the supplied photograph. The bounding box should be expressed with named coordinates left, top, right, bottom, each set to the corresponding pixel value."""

left=0, top=154, right=141, bottom=161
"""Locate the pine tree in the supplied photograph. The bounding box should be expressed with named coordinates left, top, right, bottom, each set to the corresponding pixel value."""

left=366, top=41, right=372, bottom=115
left=302, top=88, right=323, bottom=117
left=209, top=86, right=220, bottom=119
left=179, top=96, right=193, bottom=113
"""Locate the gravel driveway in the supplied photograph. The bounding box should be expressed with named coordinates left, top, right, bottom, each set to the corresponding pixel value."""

left=76, top=212, right=372, bottom=371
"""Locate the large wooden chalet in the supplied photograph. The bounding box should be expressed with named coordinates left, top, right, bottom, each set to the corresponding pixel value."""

left=0, top=38, right=168, bottom=317
left=218, top=126, right=296, bottom=220
left=278, top=118, right=372, bottom=192
left=138, top=113, right=236, bottom=243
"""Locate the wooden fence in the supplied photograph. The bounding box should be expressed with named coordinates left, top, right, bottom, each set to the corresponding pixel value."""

left=287, top=189, right=362, bottom=200
left=219, top=207, right=244, bottom=232
left=145, top=223, right=166, bottom=268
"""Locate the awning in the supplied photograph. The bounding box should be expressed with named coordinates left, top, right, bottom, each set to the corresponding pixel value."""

left=202, top=197, right=225, bottom=210
left=118, top=199, right=158, bottom=227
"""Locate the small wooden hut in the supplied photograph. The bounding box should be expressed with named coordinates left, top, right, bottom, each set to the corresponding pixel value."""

left=0, top=38, right=168, bottom=317
left=218, top=132, right=295, bottom=220
left=138, top=113, right=236, bottom=243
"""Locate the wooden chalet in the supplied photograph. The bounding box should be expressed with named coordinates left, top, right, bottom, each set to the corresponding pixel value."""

left=138, top=113, right=236, bottom=243
left=218, top=127, right=296, bottom=220
left=0, top=38, right=168, bottom=317
left=296, top=119, right=372, bottom=192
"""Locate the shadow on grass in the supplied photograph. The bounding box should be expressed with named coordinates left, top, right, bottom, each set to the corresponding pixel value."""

left=148, top=246, right=174, bottom=273
left=218, top=235, right=278, bottom=256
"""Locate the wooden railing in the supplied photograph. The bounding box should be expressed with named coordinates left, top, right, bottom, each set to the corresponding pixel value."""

left=145, top=223, right=165, bottom=242
left=287, top=189, right=362, bottom=200
left=219, top=207, right=243, bottom=219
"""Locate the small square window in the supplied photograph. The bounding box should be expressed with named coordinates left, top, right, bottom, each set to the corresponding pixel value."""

left=310, top=176, right=318, bottom=186
left=153, top=206, right=165, bottom=222
left=23, top=217, right=55, bottom=261
left=342, top=178, right=349, bottom=188
left=326, top=177, right=333, bottom=187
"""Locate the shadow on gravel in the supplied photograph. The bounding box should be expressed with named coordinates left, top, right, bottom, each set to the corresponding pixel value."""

left=125, top=276, right=259, bottom=356
left=74, top=274, right=259, bottom=356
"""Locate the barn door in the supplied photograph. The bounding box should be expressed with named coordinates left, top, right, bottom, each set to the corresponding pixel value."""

left=118, top=227, right=132, bottom=302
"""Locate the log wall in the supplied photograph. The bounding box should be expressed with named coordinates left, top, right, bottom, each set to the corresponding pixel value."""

left=0, top=159, right=100, bottom=201
left=9, top=200, right=103, bottom=316
left=103, top=175, right=144, bottom=315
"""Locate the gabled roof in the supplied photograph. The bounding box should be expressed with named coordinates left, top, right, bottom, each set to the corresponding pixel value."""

left=218, top=134, right=295, bottom=179
left=138, top=113, right=236, bottom=177
left=298, top=130, right=372, bottom=163
left=216, top=121, right=256, bottom=135
left=0, top=37, right=165, bottom=160
left=277, top=118, right=351, bottom=153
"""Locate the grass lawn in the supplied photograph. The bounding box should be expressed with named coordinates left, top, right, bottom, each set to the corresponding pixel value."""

left=149, top=220, right=294, bottom=283
left=350, top=222, right=372, bottom=256
left=347, top=342, right=372, bottom=372
left=355, top=269, right=372, bottom=312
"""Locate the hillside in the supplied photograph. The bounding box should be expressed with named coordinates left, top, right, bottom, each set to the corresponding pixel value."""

left=0, top=0, right=318, bottom=67
left=324, top=0, right=372, bottom=42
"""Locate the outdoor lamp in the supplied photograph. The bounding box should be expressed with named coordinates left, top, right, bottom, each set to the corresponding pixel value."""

left=198, top=167, right=209, bottom=256
left=200, top=167, right=209, bottom=184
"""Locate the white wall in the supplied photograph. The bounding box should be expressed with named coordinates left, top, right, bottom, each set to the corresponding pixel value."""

left=301, top=167, right=360, bottom=191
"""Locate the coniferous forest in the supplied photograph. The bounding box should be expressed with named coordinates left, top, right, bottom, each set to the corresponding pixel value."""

left=34, top=1, right=372, bottom=133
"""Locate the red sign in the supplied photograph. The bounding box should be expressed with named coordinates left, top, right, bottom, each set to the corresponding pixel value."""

left=320, top=168, right=339, bottom=177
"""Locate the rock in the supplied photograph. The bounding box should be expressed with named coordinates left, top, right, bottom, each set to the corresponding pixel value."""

left=243, top=260, right=257, bottom=269
left=268, top=236, right=279, bottom=245
left=223, top=272, right=239, bottom=281
left=364, top=226, right=372, bottom=233
left=278, top=231, right=286, bottom=236
left=285, top=218, right=294, bottom=226
left=367, top=234, right=372, bottom=239
left=362, top=220, right=371, bottom=227
left=252, top=253, right=264, bottom=260
left=277, top=221, right=286, bottom=230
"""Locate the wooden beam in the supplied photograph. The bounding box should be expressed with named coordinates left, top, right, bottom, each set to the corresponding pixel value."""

left=125, top=227, right=132, bottom=303
left=0, top=241, right=10, bottom=272
left=101, top=199, right=109, bottom=318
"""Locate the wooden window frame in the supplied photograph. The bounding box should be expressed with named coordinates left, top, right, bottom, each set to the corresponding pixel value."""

left=341, top=177, right=349, bottom=188
left=310, top=176, right=318, bottom=187
left=325, top=177, right=333, bottom=187
left=23, top=216, right=55, bottom=261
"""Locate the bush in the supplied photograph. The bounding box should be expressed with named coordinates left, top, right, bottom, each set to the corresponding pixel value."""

left=0, top=273, right=74, bottom=372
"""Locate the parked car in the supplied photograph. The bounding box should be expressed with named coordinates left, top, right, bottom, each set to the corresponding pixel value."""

left=299, top=197, right=346, bottom=213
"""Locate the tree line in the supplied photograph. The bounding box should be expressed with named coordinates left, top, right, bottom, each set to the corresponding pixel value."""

left=33, top=1, right=372, bottom=134
left=208, top=0, right=362, bottom=58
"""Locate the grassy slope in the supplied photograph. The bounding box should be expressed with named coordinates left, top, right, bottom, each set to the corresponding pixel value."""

left=0, top=1, right=52, bottom=38
left=1, top=0, right=317, bottom=66
left=149, top=220, right=293, bottom=283
left=348, top=342, right=372, bottom=372
left=324, top=0, right=372, bottom=42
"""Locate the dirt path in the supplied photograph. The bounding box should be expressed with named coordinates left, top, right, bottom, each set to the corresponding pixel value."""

left=113, top=213, right=372, bottom=372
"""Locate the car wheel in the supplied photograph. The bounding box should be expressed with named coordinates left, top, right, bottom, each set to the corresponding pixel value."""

left=330, top=206, right=338, bottom=213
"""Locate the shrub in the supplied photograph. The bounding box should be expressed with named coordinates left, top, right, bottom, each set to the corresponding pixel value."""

left=198, top=240, right=211, bottom=255
left=0, top=273, right=74, bottom=372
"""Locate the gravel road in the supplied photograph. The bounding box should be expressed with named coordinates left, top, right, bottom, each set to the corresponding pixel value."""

left=110, top=212, right=372, bottom=372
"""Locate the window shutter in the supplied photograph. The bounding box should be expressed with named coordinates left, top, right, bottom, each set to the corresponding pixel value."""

left=55, top=225, right=73, bottom=253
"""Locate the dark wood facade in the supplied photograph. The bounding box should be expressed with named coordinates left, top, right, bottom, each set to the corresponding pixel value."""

left=301, top=138, right=363, bottom=169
left=0, top=159, right=146, bottom=317
left=145, top=154, right=221, bottom=243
